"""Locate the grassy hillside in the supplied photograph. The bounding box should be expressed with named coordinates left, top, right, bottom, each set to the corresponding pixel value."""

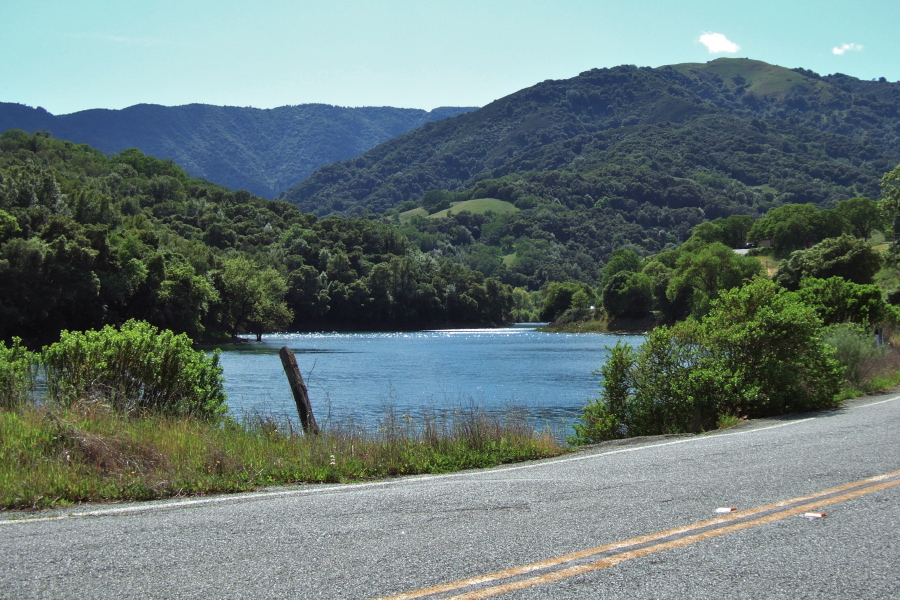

left=400, top=198, right=519, bottom=222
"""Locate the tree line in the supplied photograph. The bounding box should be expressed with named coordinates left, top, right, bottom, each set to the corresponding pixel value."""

left=0, top=131, right=513, bottom=346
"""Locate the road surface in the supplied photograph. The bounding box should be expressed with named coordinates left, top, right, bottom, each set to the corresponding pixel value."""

left=2, top=393, right=898, bottom=599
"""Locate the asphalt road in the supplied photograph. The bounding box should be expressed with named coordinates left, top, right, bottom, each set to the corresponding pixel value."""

left=2, top=393, right=899, bottom=600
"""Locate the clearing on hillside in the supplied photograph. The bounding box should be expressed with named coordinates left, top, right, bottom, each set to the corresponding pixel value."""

left=400, top=198, right=519, bottom=223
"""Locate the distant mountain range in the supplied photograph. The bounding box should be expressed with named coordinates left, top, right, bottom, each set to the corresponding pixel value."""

left=281, top=58, right=900, bottom=218
left=0, top=102, right=477, bottom=198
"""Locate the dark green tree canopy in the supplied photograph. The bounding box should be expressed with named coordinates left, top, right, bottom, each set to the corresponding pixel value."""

left=774, top=234, right=884, bottom=290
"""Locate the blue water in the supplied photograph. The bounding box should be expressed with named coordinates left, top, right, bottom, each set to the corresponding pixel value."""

left=214, top=325, right=643, bottom=435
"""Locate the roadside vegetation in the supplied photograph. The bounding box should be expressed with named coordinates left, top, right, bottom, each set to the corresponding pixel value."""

left=569, top=163, right=900, bottom=443
left=0, top=321, right=564, bottom=510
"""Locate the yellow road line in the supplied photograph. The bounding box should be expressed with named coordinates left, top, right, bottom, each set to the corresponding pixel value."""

left=378, top=470, right=900, bottom=600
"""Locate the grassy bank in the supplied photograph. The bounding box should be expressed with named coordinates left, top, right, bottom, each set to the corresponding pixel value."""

left=0, top=404, right=566, bottom=510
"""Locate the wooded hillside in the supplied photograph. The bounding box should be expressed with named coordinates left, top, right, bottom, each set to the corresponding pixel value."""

left=0, top=103, right=476, bottom=198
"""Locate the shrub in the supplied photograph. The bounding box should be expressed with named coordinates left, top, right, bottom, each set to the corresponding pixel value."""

left=822, top=323, right=884, bottom=387
left=571, top=278, right=845, bottom=444
left=42, top=320, right=226, bottom=421
left=0, top=337, right=37, bottom=410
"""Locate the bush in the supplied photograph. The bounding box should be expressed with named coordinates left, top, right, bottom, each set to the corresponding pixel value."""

left=0, top=338, right=37, bottom=410
left=571, top=278, right=845, bottom=444
left=822, top=323, right=885, bottom=387
left=42, top=320, right=226, bottom=421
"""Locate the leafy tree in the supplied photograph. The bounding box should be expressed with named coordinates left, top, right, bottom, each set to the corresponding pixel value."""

left=666, top=242, right=763, bottom=318
left=748, top=203, right=843, bottom=254
left=217, top=258, right=293, bottom=339
left=834, top=197, right=883, bottom=240
left=600, top=248, right=641, bottom=291
left=540, top=282, right=594, bottom=322
left=601, top=271, right=653, bottom=320
left=775, top=235, right=884, bottom=290
left=794, top=277, right=896, bottom=327
left=881, top=164, right=900, bottom=243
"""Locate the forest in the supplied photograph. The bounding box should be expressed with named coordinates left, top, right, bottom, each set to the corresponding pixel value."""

left=0, top=130, right=513, bottom=347
left=280, top=59, right=900, bottom=289
left=0, top=103, right=475, bottom=198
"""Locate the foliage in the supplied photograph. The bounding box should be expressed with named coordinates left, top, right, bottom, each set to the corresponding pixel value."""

left=833, top=197, right=884, bottom=240
left=774, top=234, right=884, bottom=290
left=748, top=203, right=845, bottom=253
left=0, top=338, right=37, bottom=410
left=539, top=281, right=596, bottom=322
left=0, top=103, right=476, bottom=198
left=0, top=404, right=565, bottom=509
left=665, top=241, right=763, bottom=318
left=0, top=131, right=513, bottom=345
left=602, top=270, right=653, bottom=320
left=821, top=323, right=884, bottom=388
left=794, top=277, right=897, bottom=327
left=42, top=320, right=226, bottom=421
left=570, top=278, right=844, bottom=443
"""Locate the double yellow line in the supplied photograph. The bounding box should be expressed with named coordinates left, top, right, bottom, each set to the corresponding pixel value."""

left=378, top=469, right=900, bottom=600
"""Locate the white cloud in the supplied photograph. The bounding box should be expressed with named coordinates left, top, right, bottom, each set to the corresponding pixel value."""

left=832, top=43, right=863, bottom=55
left=698, top=33, right=740, bottom=54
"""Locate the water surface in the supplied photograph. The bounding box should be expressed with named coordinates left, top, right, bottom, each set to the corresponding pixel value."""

left=215, top=326, right=642, bottom=435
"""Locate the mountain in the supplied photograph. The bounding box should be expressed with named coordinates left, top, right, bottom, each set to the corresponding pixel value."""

left=276, top=58, right=900, bottom=290
left=282, top=58, right=900, bottom=218
left=0, top=103, right=477, bottom=198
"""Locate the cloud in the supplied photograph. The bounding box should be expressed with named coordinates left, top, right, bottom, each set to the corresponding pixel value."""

left=832, top=43, right=863, bottom=55
left=698, top=33, right=740, bottom=54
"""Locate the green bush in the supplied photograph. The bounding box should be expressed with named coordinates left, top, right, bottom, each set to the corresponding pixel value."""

left=42, top=320, right=226, bottom=421
left=0, top=338, right=37, bottom=410
left=822, top=323, right=884, bottom=387
left=571, top=278, right=845, bottom=444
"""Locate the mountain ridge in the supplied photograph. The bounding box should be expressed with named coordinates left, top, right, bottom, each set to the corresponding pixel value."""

left=0, top=102, right=477, bottom=198
left=280, top=58, right=900, bottom=217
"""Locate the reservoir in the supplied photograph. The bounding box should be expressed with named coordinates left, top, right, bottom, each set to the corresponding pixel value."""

left=215, top=326, right=643, bottom=437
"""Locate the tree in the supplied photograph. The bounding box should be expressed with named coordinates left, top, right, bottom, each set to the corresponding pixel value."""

left=775, top=235, right=884, bottom=290
left=540, top=282, right=594, bottom=322
left=834, top=197, right=883, bottom=240
left=881, top=164, right=900, bottom=244
left=602, top=271, right=653, bottom=320
left=600, top=248, right=642, bottom=291
left=217, top=257, right=293, bottom=339
left=666, top=242, right=763, bottom=318
left=794, top=277, right=896, bottom=328
left=748, top=203, right=843, bottom=253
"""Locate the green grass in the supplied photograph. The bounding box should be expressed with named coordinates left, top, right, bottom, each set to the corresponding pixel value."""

left=0, top=404, right=567, bottom=510
left=669, top=57, right=835, bottom=99
left=400, top=198, right=519, bottom=223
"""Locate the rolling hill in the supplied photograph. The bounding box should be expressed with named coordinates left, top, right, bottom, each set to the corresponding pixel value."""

left=282, top=58, right=900, bottom=218
left=279, top=58, right=900, bottom=288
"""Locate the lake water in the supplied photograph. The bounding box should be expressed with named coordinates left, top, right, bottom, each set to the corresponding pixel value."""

left=214, top=326, right=643, bottom=437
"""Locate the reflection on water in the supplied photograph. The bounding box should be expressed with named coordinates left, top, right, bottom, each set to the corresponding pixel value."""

left=212, top=325, right=642, bottom=437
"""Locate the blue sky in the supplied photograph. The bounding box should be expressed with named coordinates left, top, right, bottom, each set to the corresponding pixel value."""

left=2, top=0, right=897, bottom=115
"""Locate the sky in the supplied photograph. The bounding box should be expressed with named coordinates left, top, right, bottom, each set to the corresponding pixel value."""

left=2, top=0, right=898, bottom=116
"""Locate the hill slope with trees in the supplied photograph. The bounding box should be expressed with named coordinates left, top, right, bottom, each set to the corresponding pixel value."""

left=0, top=131, right=511, bottom=346
left=281, top=58, right=900, bottom=288
left=0, top=103, right=476, bottom=199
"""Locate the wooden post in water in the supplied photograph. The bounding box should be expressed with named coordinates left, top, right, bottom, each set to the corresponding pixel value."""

left=279, top=346, right=319, bottom=435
